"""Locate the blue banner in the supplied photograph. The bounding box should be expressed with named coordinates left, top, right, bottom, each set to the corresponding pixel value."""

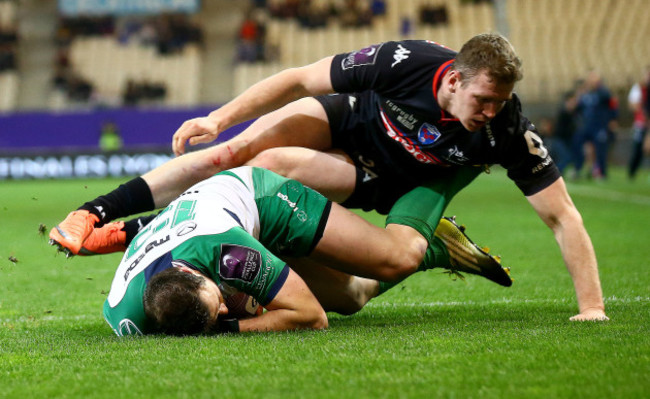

left=58, top=0, right=201, bottom=16
left=0, top=105, right=251, bottom=152
left=0, top=105, right=254, bottom=179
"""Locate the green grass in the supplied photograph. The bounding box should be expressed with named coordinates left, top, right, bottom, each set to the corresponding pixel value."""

left=1, top=167, right=649, bottom=399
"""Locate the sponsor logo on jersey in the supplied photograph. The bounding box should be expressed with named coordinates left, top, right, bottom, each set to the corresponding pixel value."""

left=296, top=211, right=307, bottom=222
left=176, top=221, right=197, bottom=236
left=117, top=319, right=143, bottom=336
left=531, top=156, right=552, bottom=173
left=123, top=235, right=171, bottom=281
left=391, top=44, right=411, bottom=68
left=341, top=44, right=383, bottom=70
left=485, top=123, right=496, bottom=147
left=524, top=130, right=549, bottom=159
left=277, top=192, right=307, bottom=222
left=348, top=95, right=357, bottom=110
left=418, top=123, right=441, bottom=145
left=379, top=109, right=445, bottom=165
left=447, top=146, right=469, bottom=163
left=385, top=99, right=418, bottom=130
left=219, top=244, right=262, bottom=284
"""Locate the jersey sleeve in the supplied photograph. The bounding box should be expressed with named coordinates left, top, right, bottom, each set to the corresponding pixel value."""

left=102, top=272, right=151, bottom=336
left=496, top=97, right=562, bottom=195
left=171, top=229, right=290, bottom=306
left=330, top=41, right=428, bottom=94
left=331, top=40, right=456, bottom=99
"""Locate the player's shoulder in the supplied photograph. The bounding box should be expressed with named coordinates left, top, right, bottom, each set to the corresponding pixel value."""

left=103, top=297, right=147, bottom=337
left=381, top=39, right=456, bottom=60
left=362, top=40, right=454, bottom=78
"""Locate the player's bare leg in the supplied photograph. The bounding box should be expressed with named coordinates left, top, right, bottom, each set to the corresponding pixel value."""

left=49, top=98, right=333, bottom=254
left=288, top=258, right=379, bottom=315
left=248, top=147, right=357, bottom=203
left=312, top=203, right=429, bottom=282
left=144, top=97, right=333, bottom=207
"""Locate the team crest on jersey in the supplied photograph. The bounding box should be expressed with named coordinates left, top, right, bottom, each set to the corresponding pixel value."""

left=341, top=44, right=382, bottom=70
left=418, top=123, right=441, bottom=145
left=219, top=244, right=262, bottom=283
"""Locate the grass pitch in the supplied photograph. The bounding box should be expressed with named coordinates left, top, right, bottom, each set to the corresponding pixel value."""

left=1, top=167, right=649, bottom=398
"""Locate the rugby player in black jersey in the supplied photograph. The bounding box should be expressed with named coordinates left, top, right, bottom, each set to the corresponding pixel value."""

left=50, top=33, right=607, bottom=322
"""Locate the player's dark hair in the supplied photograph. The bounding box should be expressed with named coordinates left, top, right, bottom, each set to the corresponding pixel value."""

left=143, top=268, right=212, bottom=336
left=454, top=32, right=523, bottom=86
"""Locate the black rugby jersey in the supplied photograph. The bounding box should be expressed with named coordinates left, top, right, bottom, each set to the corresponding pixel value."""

left=330, top=40, right=560, bottom=196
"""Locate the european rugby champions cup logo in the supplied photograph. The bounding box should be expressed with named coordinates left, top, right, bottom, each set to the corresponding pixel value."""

left=219, top=244, right=262, bottom=283
left=342, top=44, right=381, bottom=70
left=418, top=123, right=441, bottom=145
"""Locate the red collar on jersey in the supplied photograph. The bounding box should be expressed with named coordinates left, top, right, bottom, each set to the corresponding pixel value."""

left=432, top=59, right=459, bottom=123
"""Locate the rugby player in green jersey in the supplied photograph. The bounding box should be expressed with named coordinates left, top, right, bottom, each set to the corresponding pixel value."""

left=101, top=166, right=508, bottom=336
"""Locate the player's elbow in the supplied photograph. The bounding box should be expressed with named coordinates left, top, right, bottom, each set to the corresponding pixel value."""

left=313, top=310, right=329, bottom=330
left=301, top=307, right=328, bottom=330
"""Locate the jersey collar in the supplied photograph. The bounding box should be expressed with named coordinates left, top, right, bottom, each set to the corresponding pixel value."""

left=432, top=59, right=459, bottom=123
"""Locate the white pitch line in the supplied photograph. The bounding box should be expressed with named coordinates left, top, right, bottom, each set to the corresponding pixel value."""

left=567, top=185, right=650, bottom=206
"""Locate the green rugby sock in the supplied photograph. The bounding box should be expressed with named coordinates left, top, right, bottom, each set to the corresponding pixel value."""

left=376, top=237, right=451, bottom=296
left=418, top=236, right=451, bottom=271
left=377, top=168, right=482, bottom=296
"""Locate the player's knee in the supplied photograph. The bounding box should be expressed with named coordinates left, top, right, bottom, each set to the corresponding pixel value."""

left=381, top=229, right=427, bottom=282
left=332, top=290, right=368, bottom=316
left=247, top=148, right=298, bottom=177
left=382, top=245, right=425, bottom=282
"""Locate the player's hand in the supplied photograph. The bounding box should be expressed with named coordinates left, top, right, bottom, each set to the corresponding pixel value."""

left=172, top=116, right=222, bottom=156
left=569, top=308, right=609, bottom=322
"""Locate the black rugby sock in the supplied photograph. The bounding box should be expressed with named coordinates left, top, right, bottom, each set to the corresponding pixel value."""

left=78, top=177, right=155, bottom=226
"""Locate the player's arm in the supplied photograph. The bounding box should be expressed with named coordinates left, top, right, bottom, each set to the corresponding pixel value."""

left=526, top=177, right=608, bottom=321
left=172, top=56, right=335, bottom=155
left=236, top=268, right=328, bottom=332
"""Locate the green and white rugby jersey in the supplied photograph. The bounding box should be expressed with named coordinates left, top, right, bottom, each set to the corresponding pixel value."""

left=103, top=166, right=330, bottom=336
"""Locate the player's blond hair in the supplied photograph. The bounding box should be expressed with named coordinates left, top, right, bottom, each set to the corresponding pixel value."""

left=454, top=33, right=523, bottom=86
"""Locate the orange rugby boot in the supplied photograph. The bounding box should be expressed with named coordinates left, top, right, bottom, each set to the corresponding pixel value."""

left=78, top=221, right=127, bottom=256
left=49, top=210, right=100, bottom=257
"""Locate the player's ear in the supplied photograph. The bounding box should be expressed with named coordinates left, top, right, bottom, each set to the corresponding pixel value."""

left=449, top=70, right=461, bottom=92
left=176, top=265, right=201, bottom=276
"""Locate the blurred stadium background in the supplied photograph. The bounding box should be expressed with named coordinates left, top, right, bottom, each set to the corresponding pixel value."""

left=1, top=0, right=649, bottom=179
